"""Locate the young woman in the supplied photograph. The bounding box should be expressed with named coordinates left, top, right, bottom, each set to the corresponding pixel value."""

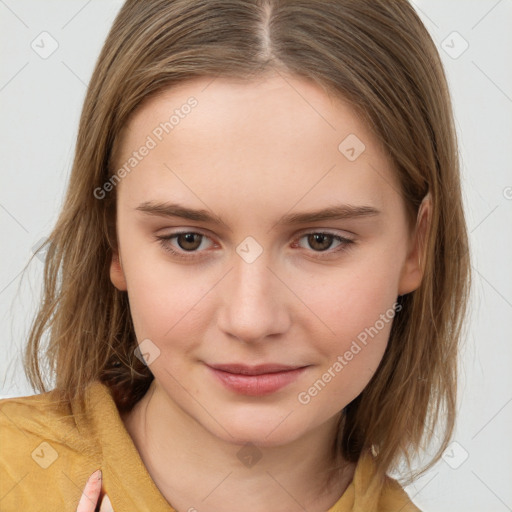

left=0, top=1, right=471, bottom=511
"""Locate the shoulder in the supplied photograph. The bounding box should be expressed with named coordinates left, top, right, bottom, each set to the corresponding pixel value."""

left=0, top=388, right=93, bottom=454
left=0, top=384, right=105, bottom=509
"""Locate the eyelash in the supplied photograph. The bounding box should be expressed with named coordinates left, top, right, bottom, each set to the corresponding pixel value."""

left=155, top=230, right=355, bottom=261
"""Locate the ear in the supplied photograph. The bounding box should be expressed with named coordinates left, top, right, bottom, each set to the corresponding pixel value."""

left=397, top=193, right=432, bottom=296
left=110, top=250, right=127, bottom=291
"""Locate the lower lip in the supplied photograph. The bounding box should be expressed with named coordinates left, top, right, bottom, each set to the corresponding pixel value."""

left=207, top=366, right=307, bottom=396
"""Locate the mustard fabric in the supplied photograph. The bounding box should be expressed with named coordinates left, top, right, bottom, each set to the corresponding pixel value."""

left=0, top=380, right=420, bottom=511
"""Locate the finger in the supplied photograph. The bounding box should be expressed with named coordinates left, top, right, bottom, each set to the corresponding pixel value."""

left=99, top=493, right=114, bottom=512
left=76, top=469, right=102, bottom=512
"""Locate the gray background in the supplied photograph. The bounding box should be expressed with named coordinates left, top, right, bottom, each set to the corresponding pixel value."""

left=1, top=1, right=511, bottom=511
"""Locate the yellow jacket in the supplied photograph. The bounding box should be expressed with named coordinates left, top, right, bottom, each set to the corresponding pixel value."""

left=0, top=380, right=420, bottom=511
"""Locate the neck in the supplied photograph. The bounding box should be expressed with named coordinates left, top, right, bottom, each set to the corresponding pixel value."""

left=121, top=380, right=355, bottom=512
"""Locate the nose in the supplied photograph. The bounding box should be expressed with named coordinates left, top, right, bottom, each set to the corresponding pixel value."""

left=217, top=250, right=292, bottom=344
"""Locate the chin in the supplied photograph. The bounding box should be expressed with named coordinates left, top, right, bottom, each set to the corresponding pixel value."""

left=207, top=410, right=307, bottom=448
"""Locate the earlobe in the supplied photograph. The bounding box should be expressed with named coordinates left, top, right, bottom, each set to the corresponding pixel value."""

left=397, top=193, right=432, bottom=296
left=110, top=250, right=128, bottom=291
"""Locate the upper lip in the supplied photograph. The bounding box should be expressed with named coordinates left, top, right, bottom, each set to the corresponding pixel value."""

left=207, top=363, right=307, bottom=375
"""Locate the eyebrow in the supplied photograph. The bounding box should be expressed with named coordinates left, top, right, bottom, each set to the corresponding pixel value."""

left=134, top=201, right=381, bottom=227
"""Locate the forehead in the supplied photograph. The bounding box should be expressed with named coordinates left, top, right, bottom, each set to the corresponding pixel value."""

left=113, top=74, right=403, bottom=218
left=121, top=73, right=375, bottom=150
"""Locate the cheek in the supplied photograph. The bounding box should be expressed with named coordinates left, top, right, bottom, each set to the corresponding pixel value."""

left=300, top=253, right=400, bottom=345
left=119, top=235, right=209, bottom=346
left=127, top=273, right=210, bottom=350
left=300, top=260, right=400, bottom=397
left=296, top=303, right=396, bottom=416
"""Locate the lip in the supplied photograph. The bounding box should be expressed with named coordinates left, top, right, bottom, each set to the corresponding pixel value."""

left=206, top=363, right=309, bottom=396
left=208, top=363, right=305, bottom=375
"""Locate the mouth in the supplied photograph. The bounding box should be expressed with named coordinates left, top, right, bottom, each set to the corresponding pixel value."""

left=205, top=363, right=309, bottom=396
left=208, top=363, right=305, bottom=375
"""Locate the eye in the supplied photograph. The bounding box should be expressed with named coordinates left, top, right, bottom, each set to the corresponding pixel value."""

left=155, top=231, right=213, bottom=260
left=293, top=232, right=355, bottom=258
left=155, top=230, right=355, bottom=261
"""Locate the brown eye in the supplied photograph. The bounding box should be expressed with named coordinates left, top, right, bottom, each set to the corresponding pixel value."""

left=176, top=233, right=203, bottom=251
left=306, top=233, right=335, bottom=252
left=156, top=231, right=213, bottom=260
left=294, top=231, right=355, bottom=259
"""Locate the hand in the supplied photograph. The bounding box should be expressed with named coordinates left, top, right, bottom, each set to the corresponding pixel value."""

left=76, top=470, right=114, bottom=512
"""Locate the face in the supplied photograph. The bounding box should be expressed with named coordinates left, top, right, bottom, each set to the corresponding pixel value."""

left=109, top=73, right=428, bottom=447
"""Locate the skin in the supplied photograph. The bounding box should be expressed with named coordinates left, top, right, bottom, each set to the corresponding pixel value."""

left=84, top=73, right=431, bottom=512
left=76, top=471, right=112, bottom=512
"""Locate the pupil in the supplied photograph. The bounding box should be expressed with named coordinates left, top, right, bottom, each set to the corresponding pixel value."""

left=179, top=233, right=200, bottom=250
left=310, top=234, right=332, bottom=251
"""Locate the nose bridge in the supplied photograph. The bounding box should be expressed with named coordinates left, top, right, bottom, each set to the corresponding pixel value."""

left=232, top=249, right=272, bottom=303
left=218, top=241, right=290, bottom=343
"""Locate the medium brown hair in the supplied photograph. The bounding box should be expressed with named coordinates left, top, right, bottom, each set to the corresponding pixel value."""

left=22, top=0, right=471, bottom=482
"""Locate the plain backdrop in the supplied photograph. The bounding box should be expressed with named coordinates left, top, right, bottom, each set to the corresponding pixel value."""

left=1, top=1, right=511, bottom=511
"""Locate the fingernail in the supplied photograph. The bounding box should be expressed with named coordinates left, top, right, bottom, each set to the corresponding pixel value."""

left=90, top=469, right=102, bottom=482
